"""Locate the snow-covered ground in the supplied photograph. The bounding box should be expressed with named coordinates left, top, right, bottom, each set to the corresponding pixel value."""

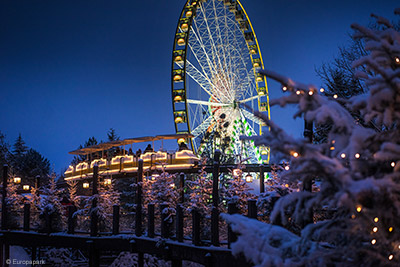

left=9, top=246, right=31, bottom=267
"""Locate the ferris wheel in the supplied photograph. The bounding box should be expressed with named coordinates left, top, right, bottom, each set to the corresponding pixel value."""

left=171, top=0, right=270, bottom=164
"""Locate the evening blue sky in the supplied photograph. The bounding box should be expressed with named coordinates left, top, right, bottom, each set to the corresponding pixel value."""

left=0, top=0, right=398, bottom=173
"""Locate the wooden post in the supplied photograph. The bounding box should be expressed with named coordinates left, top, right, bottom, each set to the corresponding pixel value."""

left=211, top=207, right=219, bottom=246
left=247, top=199, right=257, bottom=219
left=172, top=260, right=182, bottom=267
left=138, top=253, right=144, bottom=267
left=135, top=159, right=143, bottom=237
left=112, top=205, right=120, bottom=235
left=90, top=165, right=99, bottom=237
left=176, top=204, right=184, bottom=242
left=2, top=165, right=8, bottom=230
left=32, top=246, right=37, bottom=261
left=23, top=203, right=30, bottom=231
left=205, top=253, right=213, bottom=267
left=179, top=173, right=185, bottom=203
left=160, top=203, right=169, bottom=238
left=192, top=209, right=201, bottom=246
left=228, top=202, right=238, bottom=248
left=87, top=240, right=100, bottom=267
left=0, top=234, right=4, bottom=266
left=130, top=240, right=143, bottom=267
left=4, top=242, right=10, bottom=267
left=147, top=203, right=155, bottom=238
left=67, top=205, right=76, bottom=234
left=35, top=175, right=41, bottom=189
left=212, top=151, right=221, bottom=208
left=259, top=165, right=265, bottom=194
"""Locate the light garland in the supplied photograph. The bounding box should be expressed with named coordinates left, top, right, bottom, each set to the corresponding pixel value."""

left=320, top=88, right=325, bottom=93
left=371, top=239, right=376, bottom=245
left=333, top=94, right=338, bottom=99
left=355, top=153, right=360, bottom=159
left=340, top=153, right=346, bottom=159
left=372, top=227, right=378, bottom=233
left=391, top=162, right=396, bottom=167
left=374, top=217, right=379, bottom=223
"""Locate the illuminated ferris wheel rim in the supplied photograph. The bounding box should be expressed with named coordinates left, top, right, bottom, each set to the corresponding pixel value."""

left=171, top=0, right=270, bottom=163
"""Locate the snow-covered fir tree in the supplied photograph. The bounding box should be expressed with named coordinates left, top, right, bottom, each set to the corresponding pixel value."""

left=257, top=165, right=299, bottom=223
left=26, top=185, right=42, bottom=229
left=67, top=179, right=79, bottom=206
left=223, top=9, right=400, bottom=266
left=220, top=172, right=254, bottom=214
left=186, top=163, right=214, bottom=215
left=142, top=170, right=179, bottom=209
left=97, top=177, right=120, bottom=232
left=39, top=172, right=64, bottom=232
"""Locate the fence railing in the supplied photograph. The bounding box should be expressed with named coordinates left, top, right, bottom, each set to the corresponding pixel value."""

left=0, top=160, right=262, bottom=266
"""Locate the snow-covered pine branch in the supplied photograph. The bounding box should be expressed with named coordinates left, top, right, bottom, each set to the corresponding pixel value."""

left=225, top=9, right=400, bottom=266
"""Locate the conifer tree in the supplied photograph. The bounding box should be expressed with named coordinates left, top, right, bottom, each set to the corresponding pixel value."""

left=12, top=133, right=28, bottom=157
left=107, top=128, right=120, bottom=142
left=39, top=172, right=64, bottom=232
left=97, top=177, right=120, bottom=232
left=0, top=131, right=11, bottom=166
left=223, top=9, right=400, bottom=266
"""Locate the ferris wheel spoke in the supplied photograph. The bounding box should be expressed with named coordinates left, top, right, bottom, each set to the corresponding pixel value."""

left=183, top=60, right=219, bottom=100
left=239, top=95, right=260, bottom=104
left=187, top=99, right=230, bottom=107
left=188, top=30, right=231, bottom=103
left=239, top=108, right=263, bottom=126
left=196, top=3, right=234, bottom=101
left=191, top=115, right=213, bottom=138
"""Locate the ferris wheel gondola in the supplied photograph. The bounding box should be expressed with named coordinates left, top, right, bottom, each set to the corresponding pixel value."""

left=171, top=0, right=270, bottom=163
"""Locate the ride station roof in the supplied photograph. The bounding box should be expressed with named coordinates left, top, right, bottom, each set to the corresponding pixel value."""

left=68, top=133, right=194, bottom=155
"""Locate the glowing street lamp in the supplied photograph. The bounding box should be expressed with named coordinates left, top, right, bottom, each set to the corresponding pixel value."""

left=23, top=185, right=30, bottom=191
left=13, top=177, right=21, bottom=184
left=83, top=182, right=90, bottom=189
left=104, top=178, right=112, bottom=185
left=245, top=173, right=253, bottom=183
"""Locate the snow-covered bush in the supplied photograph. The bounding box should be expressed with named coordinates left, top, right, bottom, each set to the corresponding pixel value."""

left=257, top=165, right=297, bottom=223
left=224, top=9, right=400, bottom=266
